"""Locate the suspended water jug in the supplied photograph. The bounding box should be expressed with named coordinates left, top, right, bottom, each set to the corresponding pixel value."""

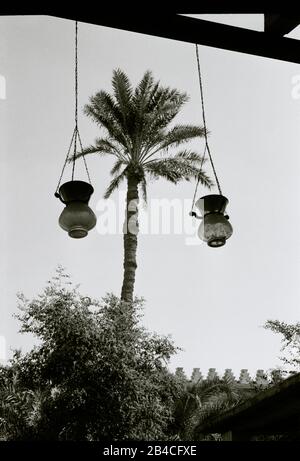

left=196, top=194, right=233, bottom=247
left=56, top=180, right=97, bottom=239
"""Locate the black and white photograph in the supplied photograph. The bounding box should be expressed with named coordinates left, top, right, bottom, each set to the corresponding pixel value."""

left=1, top=10, right=300, bottom=447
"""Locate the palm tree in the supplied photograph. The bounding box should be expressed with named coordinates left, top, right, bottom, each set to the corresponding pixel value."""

left=77, top=69, right=213, bottom=302
left=171, top=377, right=241, bottom=440
left=0, top=369, right=45, bottom=440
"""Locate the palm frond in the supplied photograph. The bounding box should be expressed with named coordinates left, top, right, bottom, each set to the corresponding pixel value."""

left=104, top=168, right=128, bottom=199
left=112, top=68, right=133, bottom=116
left=194, top=399, right=233, bottom=430
left=154, top=125, right=206, bottom=153
left=133, top=70, right=155, bottom=108
left=94, top=138, right=127, bottom=158
left=173, top=150, right=207, bottom=163
left=111, top=69, right=137, bottom=143
left=84, top=97, right=131, bottom=151
left=172, top=378, right=242, bottom=440
left=73, top=138, right=124, bottom=162
left=145, top=158, right=213, bottom=188
left=141, top=92, right=188, bottom=142
left=143, top=149, right=207, bottom=166
left=145, top=161, right=181, bottom=184
left=91, top=91, right=123, bottom=128
left=110, top=159, right=126, bottom=176
left=71, top=144, right=104, bottom=162
left=133, top=79, right=190, bottom=159
left=132, top=72, right=157, bottom=155
left=72, top=139, right=129, bottom=168
left=139, top=126, right=206, bottom=163
left=148, top=87, right=188, bottom=115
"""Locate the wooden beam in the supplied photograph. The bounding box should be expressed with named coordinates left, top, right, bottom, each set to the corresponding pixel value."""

left=50, top=13, right=300, bottom=65
left=264, top=14, right=300, bottom=35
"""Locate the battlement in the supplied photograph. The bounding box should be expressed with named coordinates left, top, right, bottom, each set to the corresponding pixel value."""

left=175, top=367, right=281, bottom=388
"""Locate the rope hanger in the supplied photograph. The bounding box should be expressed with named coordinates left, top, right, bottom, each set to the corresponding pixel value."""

left=190, top=44, right=222, bottom=213
left=55, top=21, right=91, bottom=197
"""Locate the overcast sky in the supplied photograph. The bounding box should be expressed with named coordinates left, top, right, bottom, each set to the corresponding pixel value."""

left=1, top=15, right=300, bottom=380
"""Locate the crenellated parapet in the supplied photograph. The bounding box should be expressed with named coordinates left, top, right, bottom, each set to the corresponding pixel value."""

left=191, top=367, right=203, bottom=383
left=175, top=367, right=278, bottom=388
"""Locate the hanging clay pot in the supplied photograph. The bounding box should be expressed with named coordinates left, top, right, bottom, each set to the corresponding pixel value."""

left=195, top=194, right=233, bottom=247
left=56, top=180, right=97, bottom=238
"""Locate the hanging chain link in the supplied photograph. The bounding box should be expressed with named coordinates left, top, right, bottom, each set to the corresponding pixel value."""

left=191, top=144, right=207, bottom=211
left=55, top=128, right=76, bottom=195
left=55, top=20, right=92, bottom=196
left=75, top=21, right=78, bottom=129
left=190, top=44, right=222, bottom=212
left=71, top=21, right=78, bottom=181
left=77, top=130, right=92, bottom=184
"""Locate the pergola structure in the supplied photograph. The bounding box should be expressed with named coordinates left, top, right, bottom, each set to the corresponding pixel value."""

left=49, top=12, right=300, bottom=65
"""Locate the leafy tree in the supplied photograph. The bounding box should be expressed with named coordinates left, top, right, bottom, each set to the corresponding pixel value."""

left=76, top=69, right=213, bottom=302
left=264, top=319, right=300, bottom=373
left=1, top=267, right=183, bottom=440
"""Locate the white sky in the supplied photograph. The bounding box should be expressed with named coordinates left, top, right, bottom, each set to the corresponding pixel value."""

left=184, top=14, right=264, bottom=31
left=1, top=15, right=300, bottom=380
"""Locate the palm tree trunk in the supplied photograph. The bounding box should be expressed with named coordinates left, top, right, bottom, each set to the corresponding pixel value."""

left=121, top=173, right=139, bottom=302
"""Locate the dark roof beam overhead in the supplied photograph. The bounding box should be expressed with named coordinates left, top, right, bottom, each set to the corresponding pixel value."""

left=264, top=13, right=300, bottom=36
left=53, top=13, right=300, bottom=65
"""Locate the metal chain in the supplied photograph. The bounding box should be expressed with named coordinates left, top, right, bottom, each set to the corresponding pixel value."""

left=191, top=44, right=222, bottom=211
left=75, top=21, right=78, bottom=129
left=191, top=145, right=207, bottom=211
left=196, top=44, right=222, bottom=195
left=55, top=127, right=76, bottom=194
left=55, top=20, right=92, bottom=194
left=78, top=130, right=92, bottom=184
left=71, top=21, right=78, bottom=181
